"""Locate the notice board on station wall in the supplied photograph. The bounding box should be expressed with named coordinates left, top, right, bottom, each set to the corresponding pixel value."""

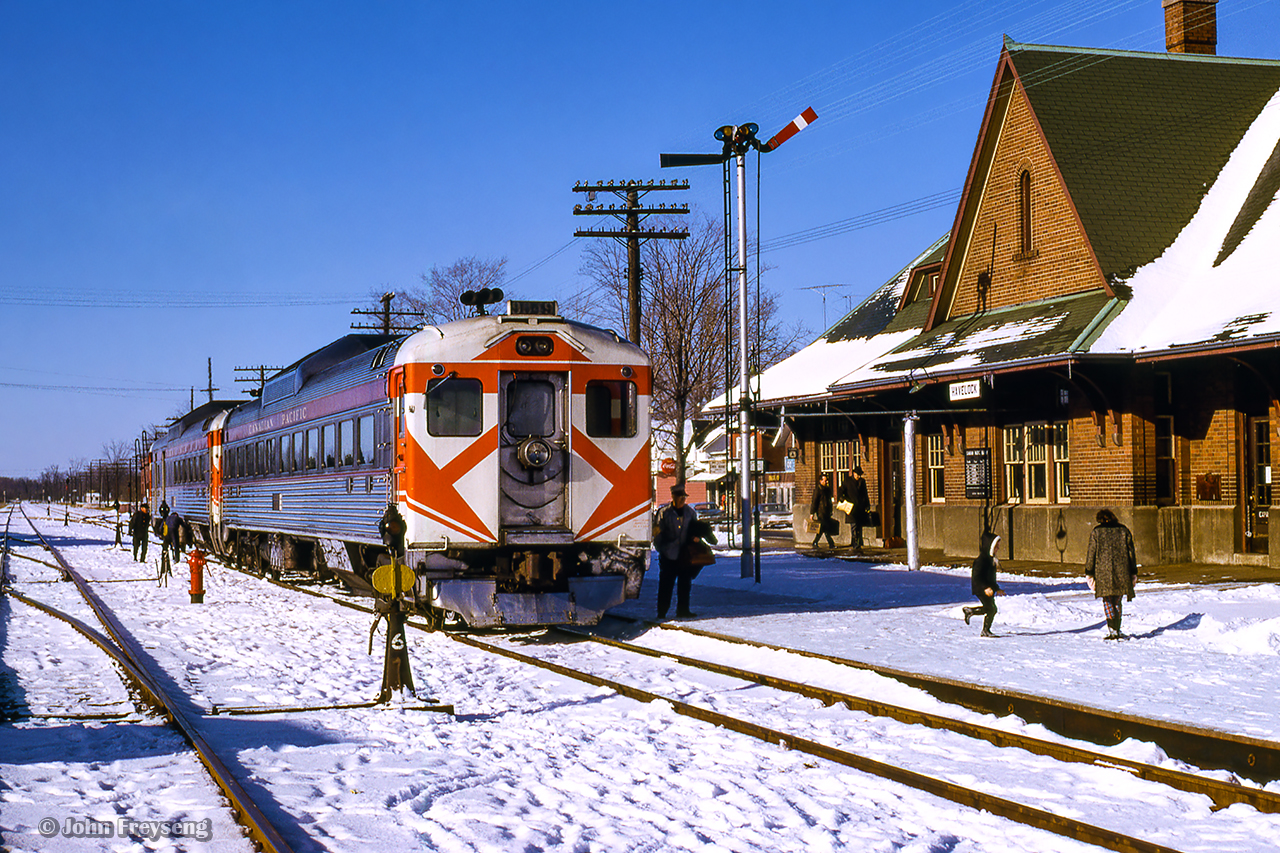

left=964, top=448, right=991, bottom=500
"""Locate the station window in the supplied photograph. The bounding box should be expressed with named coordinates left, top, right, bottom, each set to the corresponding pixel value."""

left=1003, top=426, right=1025, bottom=503
left=1156, top=416, right=1175, bottom=503
left=1052, top=422, right=1070, bottom=501
left=926, top=434, right=945, bottom=502
left=428, top=377, right=483, bottom=437
left=1004, top=422, right=1070, bottom=503
left=585, top=380, right=637, bottom=438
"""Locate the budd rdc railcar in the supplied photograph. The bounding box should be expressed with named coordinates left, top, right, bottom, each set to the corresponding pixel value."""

left=149, top=299, right=653, bottom=628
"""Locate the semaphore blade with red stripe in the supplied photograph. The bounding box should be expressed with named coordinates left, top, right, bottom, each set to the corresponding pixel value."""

left=764, top=106, right=818, bottom=152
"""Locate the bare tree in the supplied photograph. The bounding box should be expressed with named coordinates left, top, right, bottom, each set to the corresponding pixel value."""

left=366, top=256, right=511, bottom=327
left=578, top=214, right=808, bottom=483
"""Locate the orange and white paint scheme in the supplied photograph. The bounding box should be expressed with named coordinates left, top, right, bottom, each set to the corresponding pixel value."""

left=390, top=307, right=652, bottom=554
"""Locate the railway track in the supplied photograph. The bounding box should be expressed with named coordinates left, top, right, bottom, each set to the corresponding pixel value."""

left=181, top=527, right=1280, bottom=853
left=7, top=504, right=294, bottom=853
left=33, top=504, right=1280, bottom=851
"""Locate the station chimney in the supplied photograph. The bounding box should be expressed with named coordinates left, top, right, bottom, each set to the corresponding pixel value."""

left=1162, top=0, right=1217, bottom=55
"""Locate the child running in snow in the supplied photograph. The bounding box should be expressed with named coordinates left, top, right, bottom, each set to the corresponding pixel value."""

left=963, top=531, right=1005, bottom=637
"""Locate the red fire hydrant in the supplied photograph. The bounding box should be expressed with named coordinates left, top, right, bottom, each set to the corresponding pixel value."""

left=188, top=548, right=206, bottom=604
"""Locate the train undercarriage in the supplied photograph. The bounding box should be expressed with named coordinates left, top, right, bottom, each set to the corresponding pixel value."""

left=193, top=522, right=647, bottom=629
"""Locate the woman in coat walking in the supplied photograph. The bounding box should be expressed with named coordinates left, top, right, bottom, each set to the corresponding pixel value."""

left=963, top=531, right=1004, bottom=637
left=1084, top=508, right=1137, bottom=640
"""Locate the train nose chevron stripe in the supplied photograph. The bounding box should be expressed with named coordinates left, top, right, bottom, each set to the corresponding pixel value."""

left=572, top=427, right=651, bottom=541
left=408, top=426, right=498, bottom=542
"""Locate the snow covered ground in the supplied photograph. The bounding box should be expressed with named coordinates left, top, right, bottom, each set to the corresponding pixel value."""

left=3, top=505, right=1280, bottom=852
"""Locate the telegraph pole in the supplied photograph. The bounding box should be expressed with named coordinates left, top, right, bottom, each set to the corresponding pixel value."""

left=204, top=357, right=218, bottom=404
left=351, top=292, right=422, bottom=333
left=234, top=365, right=284, bottom=398
left=572, top=180, right=690, bottom=344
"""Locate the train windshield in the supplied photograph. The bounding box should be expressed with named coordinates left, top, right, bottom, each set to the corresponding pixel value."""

left=506, top=379, right=555, bottom=437
left=427, top=377, right=483, bottom=436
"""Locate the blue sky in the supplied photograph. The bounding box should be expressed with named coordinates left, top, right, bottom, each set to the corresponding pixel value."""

left=3, top=0, right=1279, bottom=478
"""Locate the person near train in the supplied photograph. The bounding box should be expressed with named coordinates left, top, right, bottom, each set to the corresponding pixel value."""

left=164, top=509, right=185, bottom=565
left=128, top=504, right=151, bottom=562
left=963, top=531, right=1005, bottom=637
left=1084, top=508, right=1138, bottom=640
left=653, top=483, right=704, bottom=620
left=809, top=473, right=836, bottom=550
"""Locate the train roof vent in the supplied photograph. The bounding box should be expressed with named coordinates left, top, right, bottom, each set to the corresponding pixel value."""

left=506, top=300, right=559, bottom=318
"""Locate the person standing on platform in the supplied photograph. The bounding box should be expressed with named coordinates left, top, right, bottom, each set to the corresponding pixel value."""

left=1084, top=508, right=1138, bottom=640
left=809, top=473, right=835, bottom=550
left=653, top=484, right=699, bottom=619
left=129, top=504, right=151, bottom=562
left=840, top=466, right=872, bottom=551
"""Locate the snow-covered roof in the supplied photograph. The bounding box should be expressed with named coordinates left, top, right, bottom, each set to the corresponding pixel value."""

left=734, top=43, right=1280, bottom=412
left=1094, top=86, right=1280, bottom=353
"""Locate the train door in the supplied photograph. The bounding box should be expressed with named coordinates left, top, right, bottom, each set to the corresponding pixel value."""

left=389, top=366, right=408, bottom=504
left=1245, top=416, right=1270, bottom=554
left=499, top=371, right=568, bottom=531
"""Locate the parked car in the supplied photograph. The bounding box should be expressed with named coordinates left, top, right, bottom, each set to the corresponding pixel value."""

left=692, top=502, right=725, bottom=523
left=756, top=503, right=792, bottom=529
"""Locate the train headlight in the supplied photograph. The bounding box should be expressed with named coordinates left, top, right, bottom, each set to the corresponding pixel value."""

left=515, top=335, right=554, bottom=357
left=516, top=437, right=553, bottom=469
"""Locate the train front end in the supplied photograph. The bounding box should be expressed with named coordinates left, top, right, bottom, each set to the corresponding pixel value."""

left=390, top=300, right=652, bottom=627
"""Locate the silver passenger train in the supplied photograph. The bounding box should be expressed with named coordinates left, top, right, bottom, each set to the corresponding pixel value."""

left=149, top=300, right=653, bottom=627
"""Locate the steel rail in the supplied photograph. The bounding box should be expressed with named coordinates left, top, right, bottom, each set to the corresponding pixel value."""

left=553, top=625, right=1279, bottom=813
left=18, top=504, right=296, bottom=853
left=452, top=632, right=1185, bottom=853
left=642, top=617, right=1280, bottom=783
left=4, top=589, right=164, bottom=715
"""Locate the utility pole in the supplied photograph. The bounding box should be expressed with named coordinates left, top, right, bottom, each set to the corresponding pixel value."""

left=572, top=180, right=690, bottom=344
left=234, top=365, right=284, bottom=398
left=351, top=291, right=421, bottom=333
left=204, top=357, right=218, bottom=404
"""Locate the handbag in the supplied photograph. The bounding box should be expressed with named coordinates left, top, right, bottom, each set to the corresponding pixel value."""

left=685, top=539, right=716, bottom=568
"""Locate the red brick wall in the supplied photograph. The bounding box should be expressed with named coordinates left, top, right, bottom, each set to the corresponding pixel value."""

left=949, top=84, right=1105, bottom=318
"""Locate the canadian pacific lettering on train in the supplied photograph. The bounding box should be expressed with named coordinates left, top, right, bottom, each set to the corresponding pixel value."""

left=148, top=300, right=652, bottom=628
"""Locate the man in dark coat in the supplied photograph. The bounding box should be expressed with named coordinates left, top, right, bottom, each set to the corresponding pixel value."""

left=1084, top=508, right=1138, bottom=640
left=963, top=531, right=1005, bottom=637
left=652, top=484, right=699, bottom=619
left=128, top=504, right=151, bottom=562
left=840, top=466, right=872, bottom=551
left=809, top=473, right=835, bottom=550
left=164, top=509, right=184, bottom=565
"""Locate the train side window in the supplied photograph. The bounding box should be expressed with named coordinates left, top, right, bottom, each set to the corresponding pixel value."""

left=585, top=380, right=637, bottom=438
left=506, top=379, right=555, bottom=437
left=427, top=377, right=483, bottom=437
left=340, top=419, right=355, bottom=466
left=358, top=414, right=374, bottom=465
left=323, top=423, right=336, bottom=468
left=306, top=428, right=319, bottom=471
left=294, top=431, right=304, bottom=472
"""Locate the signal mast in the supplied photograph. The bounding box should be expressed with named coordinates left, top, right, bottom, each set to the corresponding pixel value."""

left=661, top=107, right=818, bottom=581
